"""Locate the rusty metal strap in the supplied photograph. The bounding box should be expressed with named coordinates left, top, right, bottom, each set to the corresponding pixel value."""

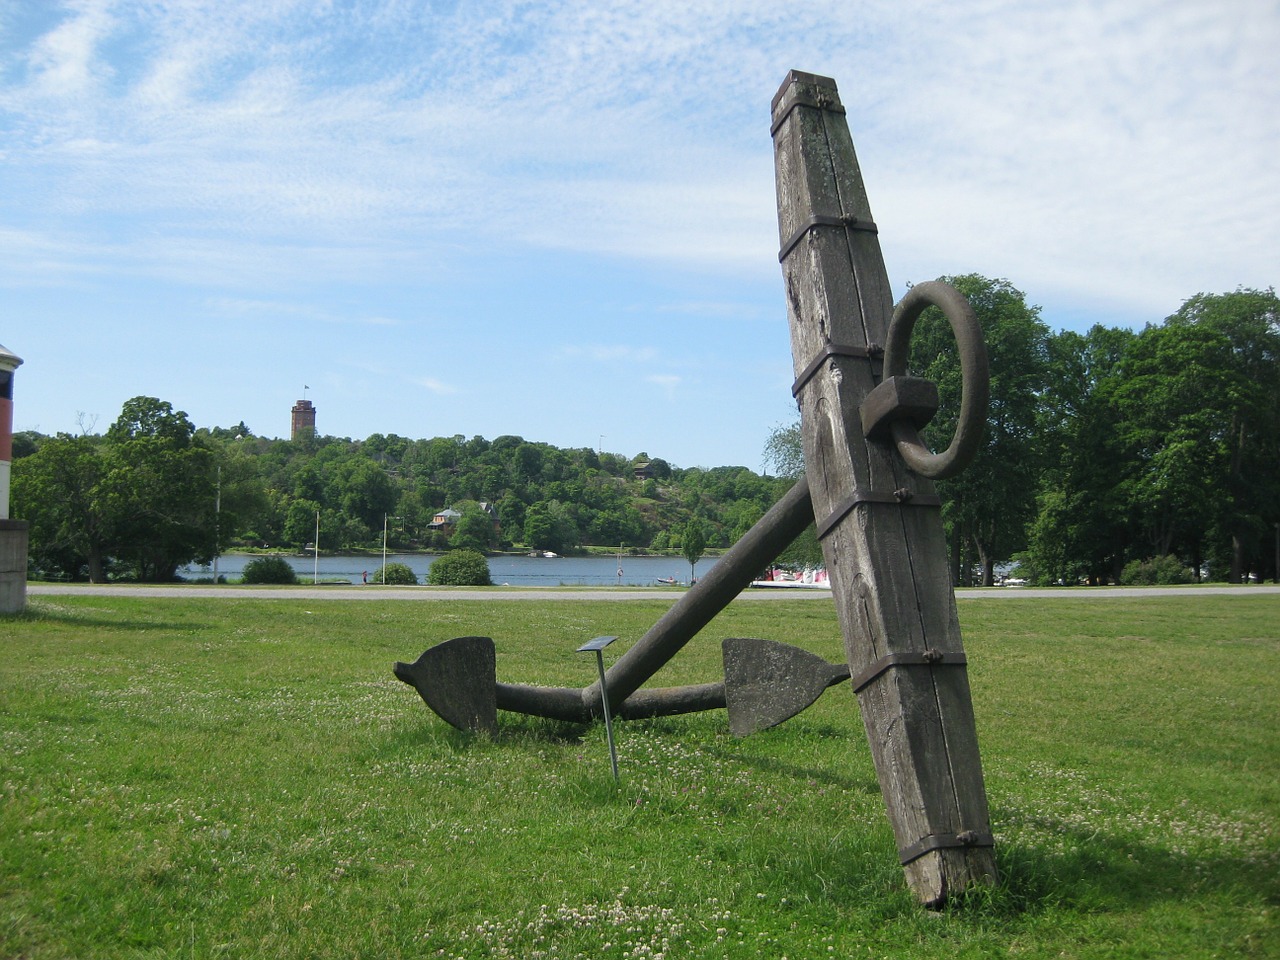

left=778, top=213, right=879, bottom=263
left=898, top=830, right=994, bottom=866
left=815, top=489, right=941, bottom=540
left=769, top=92, right=847, bottom=137
left=850, top=648, right=967, bottom=694
left=792, top=340, right=884, bottom=397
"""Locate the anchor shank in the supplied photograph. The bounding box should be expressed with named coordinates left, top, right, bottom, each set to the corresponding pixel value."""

left=582, top=475, right=813, bottom=714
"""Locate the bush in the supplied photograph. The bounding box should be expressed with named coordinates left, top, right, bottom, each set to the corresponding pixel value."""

left=240, top=556, right=298, bottom=585
left=1119, top=555, right=1194, bottom=586
left=427, top=549, right=492, bottom=586
left=372, top=562, right=418, bottom=585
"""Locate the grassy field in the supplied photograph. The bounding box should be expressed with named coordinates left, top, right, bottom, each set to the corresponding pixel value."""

left=1, top=592, right=1276, bottom=959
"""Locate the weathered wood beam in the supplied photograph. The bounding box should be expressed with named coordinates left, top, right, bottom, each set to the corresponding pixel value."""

left=771, top=69, right=997, bottom=906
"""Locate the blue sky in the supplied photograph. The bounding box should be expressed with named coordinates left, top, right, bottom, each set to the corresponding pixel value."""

left=2, top=1, right=1276, bottom=469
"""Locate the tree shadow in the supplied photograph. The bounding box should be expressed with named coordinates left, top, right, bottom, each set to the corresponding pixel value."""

left=705, top=744, right=880, bottom=794
left=7, top=604, right=197, bottom=633
left=977, top=822, right=1280, bottom=917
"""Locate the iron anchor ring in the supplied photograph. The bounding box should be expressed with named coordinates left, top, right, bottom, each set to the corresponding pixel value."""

left=877, top=281, right=990, bottom=480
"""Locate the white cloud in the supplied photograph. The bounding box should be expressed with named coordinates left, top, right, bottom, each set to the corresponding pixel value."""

left=415, top=377, right=456, bottom=396
left=4, top=0, right=1279, bottom=466
left=23, top=0, right=116, bottom=99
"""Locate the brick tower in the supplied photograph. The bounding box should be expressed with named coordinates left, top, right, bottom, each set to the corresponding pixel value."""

left=291, top=398, right=316, bottom=440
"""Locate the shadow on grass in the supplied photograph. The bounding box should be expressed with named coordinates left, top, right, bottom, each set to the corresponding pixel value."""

left=495, top=713, right=593, bottom=744
left=379, top=711, right=592, bottom=753
left=745, top=801, right=1280, bottom=923
left=7, top=603, right=200, bottom=633
left=666, top=811, right=1278, bottom=929
left=390, top=707, right=881, bottom=794
left=379, top=709, right=1276, bottom=932
left=981, top=824, right=1280, bottom=916
left=709, top=746, right=880, bottom=794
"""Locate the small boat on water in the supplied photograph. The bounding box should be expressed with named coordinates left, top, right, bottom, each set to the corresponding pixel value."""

left=654, top=576, right=679, bottom=586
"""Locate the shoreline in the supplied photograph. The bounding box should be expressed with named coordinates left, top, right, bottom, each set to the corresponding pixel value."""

left=24, top=583, right=1280, bottom=602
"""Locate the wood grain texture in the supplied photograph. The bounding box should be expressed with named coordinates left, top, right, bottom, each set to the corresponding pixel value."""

left=771, top=69, right=996, bottom=906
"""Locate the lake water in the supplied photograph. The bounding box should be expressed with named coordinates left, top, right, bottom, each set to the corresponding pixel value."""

left=182, top=552, right=720, bottom=587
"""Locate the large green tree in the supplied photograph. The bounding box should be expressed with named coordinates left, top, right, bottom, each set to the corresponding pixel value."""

left=14, top=397, right=218, bottom=582
left=449, top=502, right=497, bottom=552
left=333, top=457, right=398, bottom=532
left=12, top=434, right=112, bottom=582
left=1021, top=325, right=1137, bottom=584
left=910, top=275, right=1052, bottom=585
left=1113, top=289, right=1280, bottom=580
left=283, top=499, right=322, bottom=549
left=522, top=500, right=578, bottom=554
left=101, top=397, right=217, bottom=581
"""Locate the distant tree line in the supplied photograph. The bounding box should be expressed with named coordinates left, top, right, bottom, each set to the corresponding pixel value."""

left=768, top=278, right=1280, bottom=586
left=14, top=279, right=1277, bottom=585
left=12, top=402, right=790, bottom=582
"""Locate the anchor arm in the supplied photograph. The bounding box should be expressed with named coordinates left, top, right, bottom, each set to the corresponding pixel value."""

left=493, top=680, right=728, bottom=722
left=495, top=682, right=590, bottom=722
left=397, top=476, right=817, bottom=729
left=583, top=474, right=813, bottom=715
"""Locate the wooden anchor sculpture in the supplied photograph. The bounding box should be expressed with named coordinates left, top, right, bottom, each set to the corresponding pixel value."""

left=396, top=70, right=997, bottom=906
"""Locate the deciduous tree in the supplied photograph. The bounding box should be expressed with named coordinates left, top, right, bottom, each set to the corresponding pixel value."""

left=910, top=275, right=1051, bottom=585
left=681, top=517, right=706, bottom=583
left=12, top=434, right=111, bottom=581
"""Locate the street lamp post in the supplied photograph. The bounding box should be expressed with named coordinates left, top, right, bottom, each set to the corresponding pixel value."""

left=212, top=465, right=221, bottom=586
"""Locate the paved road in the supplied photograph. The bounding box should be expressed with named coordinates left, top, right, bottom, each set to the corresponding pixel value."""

left=25, top=583, right=1280, bottom=602
left=25, top=584, right=818, bottom=602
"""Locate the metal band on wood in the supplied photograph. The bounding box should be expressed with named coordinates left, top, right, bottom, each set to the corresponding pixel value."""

left=778, top=213, right=878, bottom=263
left=791, top=341, right=884, bottom=397
left=898, top=831, right=994, bottom=866
left=815, top=489, right=942, bottom=541
left=850, top=649, right=967, bottom=694
left=768, top=92, right=847, bottom=137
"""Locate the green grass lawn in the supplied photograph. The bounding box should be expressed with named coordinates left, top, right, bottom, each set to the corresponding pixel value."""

left=1, top=594, right=1276, bottom=959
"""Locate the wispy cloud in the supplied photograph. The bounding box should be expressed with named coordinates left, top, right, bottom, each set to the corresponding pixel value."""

left=4, top=0, right=1278, bottom=466
left=415, top=377, right=457, bottom=396
left=4, top=0, right=1274, bottom=321
left=556, top=344, right=659, bottom=364
left=21, top=0, right=116, bottom=99
left=646, top=374, right=681, bottom=397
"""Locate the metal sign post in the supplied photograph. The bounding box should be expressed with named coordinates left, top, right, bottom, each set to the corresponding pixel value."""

left=577, top=636, right=620, bottom=781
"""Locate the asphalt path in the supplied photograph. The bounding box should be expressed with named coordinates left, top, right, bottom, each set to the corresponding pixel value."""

left=25, top=583, right=1280, bottom=602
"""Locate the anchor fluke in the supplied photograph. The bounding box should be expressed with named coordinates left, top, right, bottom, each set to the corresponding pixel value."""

left=723, top=637, right=850, bottom=737
left=394, top=636, right=498, bottom=734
